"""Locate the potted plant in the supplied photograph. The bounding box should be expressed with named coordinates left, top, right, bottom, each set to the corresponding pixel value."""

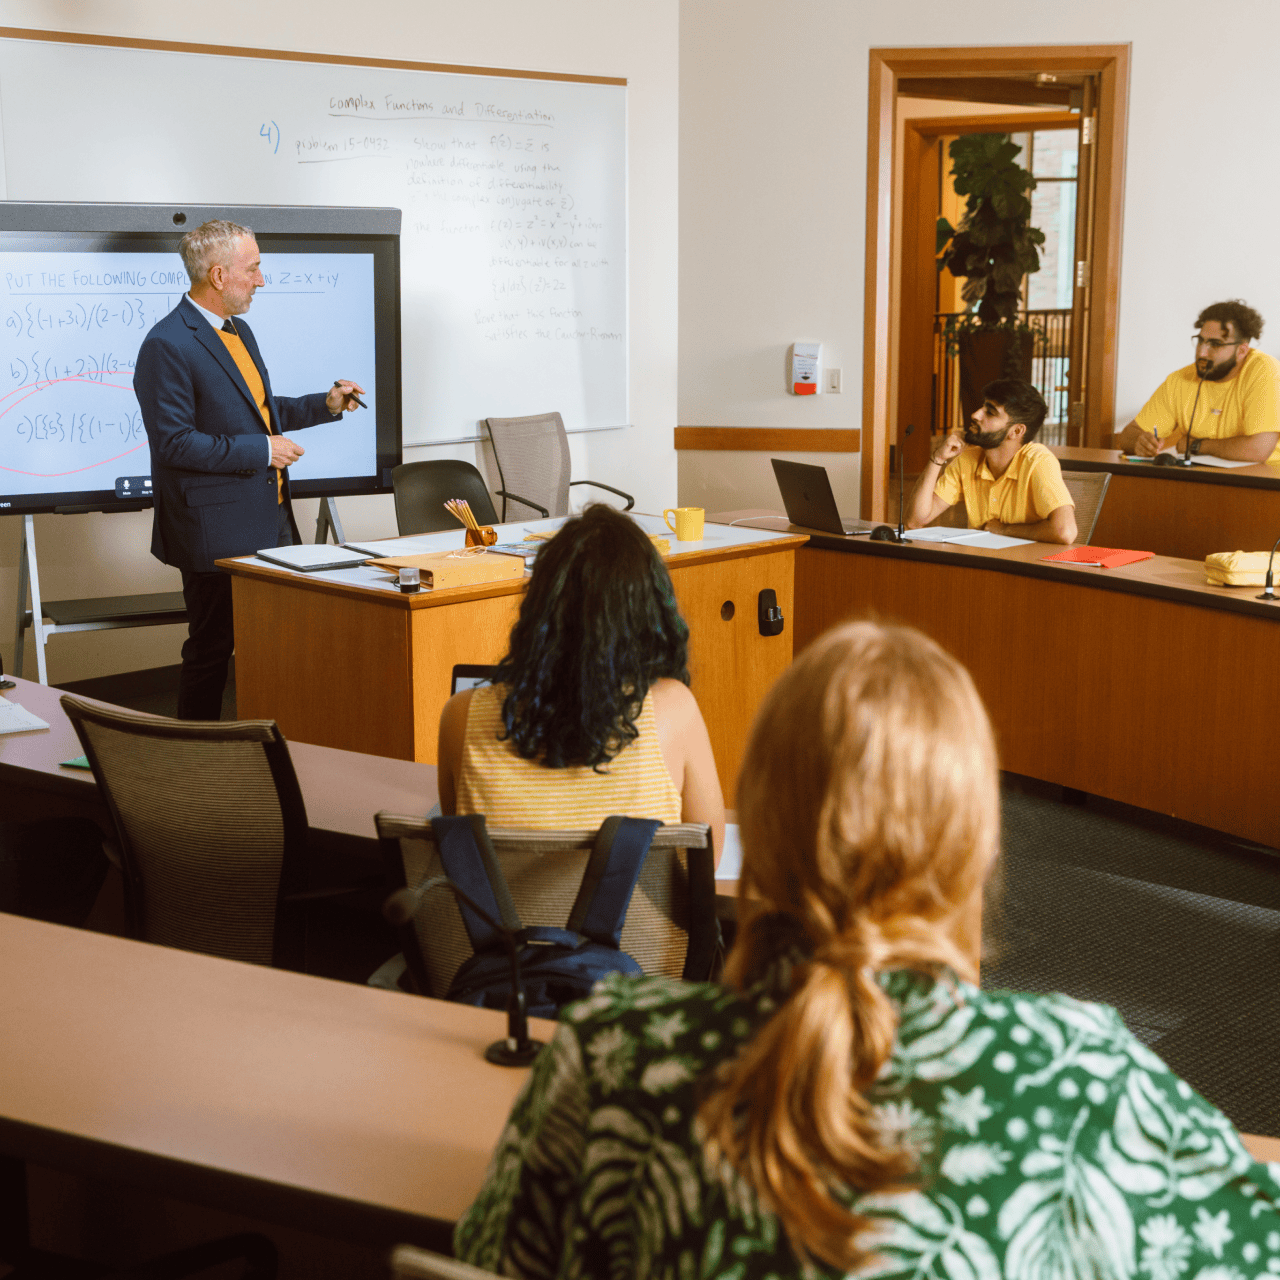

left=935, top=132, right=1045, bottom=419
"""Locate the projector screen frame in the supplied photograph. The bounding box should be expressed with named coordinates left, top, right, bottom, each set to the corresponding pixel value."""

left=0, top=201, right=402, bottom=516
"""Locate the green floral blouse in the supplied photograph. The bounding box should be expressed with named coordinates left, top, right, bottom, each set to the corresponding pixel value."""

left=455, top=962, right=1280, bottom=1279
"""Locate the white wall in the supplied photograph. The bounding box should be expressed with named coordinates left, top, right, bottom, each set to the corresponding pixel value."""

left=679, top=0, right=1280, bottom=510
left=0, top=0, right=678, bottom=681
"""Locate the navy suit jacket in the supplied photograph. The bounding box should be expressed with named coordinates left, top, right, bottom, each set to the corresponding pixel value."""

left=133, top=296, right=337, bottom=574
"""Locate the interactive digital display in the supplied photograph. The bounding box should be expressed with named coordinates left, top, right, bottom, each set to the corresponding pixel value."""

left=0, top=206, right=401, bottom=514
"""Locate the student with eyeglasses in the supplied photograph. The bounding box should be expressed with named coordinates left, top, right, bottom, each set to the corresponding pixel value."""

left=1115, top=300, right=1280, bottom=463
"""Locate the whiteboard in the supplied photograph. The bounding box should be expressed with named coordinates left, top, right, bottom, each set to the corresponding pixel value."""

left=0, top=35, right=628, bottom=446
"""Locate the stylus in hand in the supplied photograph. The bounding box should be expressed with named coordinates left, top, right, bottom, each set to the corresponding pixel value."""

left=333, top=380, right=368, bottom=409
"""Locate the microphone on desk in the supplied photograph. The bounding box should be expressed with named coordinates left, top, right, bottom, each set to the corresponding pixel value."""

left=870, top=424, right=912, bottom=543
left=1153, top=377, right=1204, bottom=467
left=385, top=876, right=544, bottom=1067
left=1256, top=533, right=1280, bottom=602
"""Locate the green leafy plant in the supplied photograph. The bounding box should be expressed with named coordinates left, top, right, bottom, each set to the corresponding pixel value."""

left=936, top=132, right=1045, bottom=326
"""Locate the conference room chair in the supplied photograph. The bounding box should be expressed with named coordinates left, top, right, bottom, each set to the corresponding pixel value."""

left=390, top=1244, right=496, bottom=1279
left=375, top=813, right=719, bottom=997
left=60, top=696, right=318, bottom=969
left=392, top=459, right=499, bottom=536
left=483, top=411, right=634, bottom=520
left=1061, top=470, right=1111, bottom=545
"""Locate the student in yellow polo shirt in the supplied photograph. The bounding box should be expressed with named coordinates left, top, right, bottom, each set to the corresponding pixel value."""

left=1115, top=300, right=1280, bottom=464
left=906, top=377, right=1077, bottom=545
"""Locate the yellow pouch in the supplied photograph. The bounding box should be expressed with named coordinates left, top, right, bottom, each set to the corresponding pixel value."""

left=370, top=549, right=526, bottom=590
left=1204, top=550, right=1273, bottom=587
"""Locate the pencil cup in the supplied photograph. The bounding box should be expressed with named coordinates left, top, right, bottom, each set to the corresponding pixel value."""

left=465, top=525, right=498, bottom=547
left=663, top=507, right=705, bottom=542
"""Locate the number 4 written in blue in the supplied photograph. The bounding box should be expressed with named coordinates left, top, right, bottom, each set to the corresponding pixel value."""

left=260, top=121, right=280, bottom=154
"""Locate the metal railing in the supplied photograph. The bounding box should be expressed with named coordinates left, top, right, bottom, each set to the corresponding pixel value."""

left=933, top=310, right=1071, bottom=446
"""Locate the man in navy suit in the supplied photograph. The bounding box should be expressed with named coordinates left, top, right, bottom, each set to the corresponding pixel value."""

left=134, top=220, right=364, bottom=719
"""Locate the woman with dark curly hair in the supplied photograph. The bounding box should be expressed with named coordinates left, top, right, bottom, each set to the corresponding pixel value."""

left=436, top=504, right=724, bottom=856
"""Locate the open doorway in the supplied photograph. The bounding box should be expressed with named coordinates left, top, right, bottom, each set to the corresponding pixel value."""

left=862, top=47, right=1130, bottom=520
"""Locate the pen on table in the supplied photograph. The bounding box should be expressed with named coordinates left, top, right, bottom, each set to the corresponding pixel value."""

left=334, top=381, right=368, bottom=410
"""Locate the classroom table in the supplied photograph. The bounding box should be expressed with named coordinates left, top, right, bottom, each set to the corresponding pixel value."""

left=1049, top=446, right=1280, bottom=562
left=0, top=911, right=553, bottom=1252
left=742, top=520, right=1280, bottom=849
left=0, top=676, right=438, bottom=868
left=2, top=909, right=1277, bottom=1262
left=219, top=515, right=806, bottom=795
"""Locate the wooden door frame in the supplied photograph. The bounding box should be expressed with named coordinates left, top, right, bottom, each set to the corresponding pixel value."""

left=863, top=45, right=1130, bottom=521
left=899, top=110, right=1081, bottom=475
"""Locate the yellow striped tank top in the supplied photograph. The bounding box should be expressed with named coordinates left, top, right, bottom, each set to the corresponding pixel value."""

left=455, top=683, right=682, bottom=827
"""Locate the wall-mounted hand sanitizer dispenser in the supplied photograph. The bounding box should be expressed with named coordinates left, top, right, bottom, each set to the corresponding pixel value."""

left=789, top=342, right=822, bottom=395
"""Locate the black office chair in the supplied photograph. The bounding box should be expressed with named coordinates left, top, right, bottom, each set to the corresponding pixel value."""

left=392, top=460, right=499, bottom=536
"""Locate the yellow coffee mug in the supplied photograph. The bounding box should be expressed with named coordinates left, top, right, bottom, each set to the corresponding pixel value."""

left=663, top=506, right=705, bottom=542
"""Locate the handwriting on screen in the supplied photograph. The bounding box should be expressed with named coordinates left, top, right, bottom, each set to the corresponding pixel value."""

left=1, top=253, right=376, bottom=498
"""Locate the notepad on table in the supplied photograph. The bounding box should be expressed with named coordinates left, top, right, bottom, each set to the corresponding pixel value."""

left=1042, top=546, right=1154, bottom=569
left=255, top=545, right=372, bottom=572
left=0, top=698, right=50, bottom=735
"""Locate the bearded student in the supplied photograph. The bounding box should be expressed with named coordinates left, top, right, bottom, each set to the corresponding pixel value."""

left=906, top=376, right=1077, bottom=545
left=1114, top=299, right=1280, bottom=464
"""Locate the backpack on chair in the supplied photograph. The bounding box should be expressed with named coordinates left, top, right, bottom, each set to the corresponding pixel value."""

left=431, top=813, right=660, bottom=1018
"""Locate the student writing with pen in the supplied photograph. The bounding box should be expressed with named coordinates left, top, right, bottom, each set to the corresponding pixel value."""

left=1116, top=300, right=1280, bottom=462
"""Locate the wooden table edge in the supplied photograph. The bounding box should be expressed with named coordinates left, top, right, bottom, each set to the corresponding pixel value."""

left=795, top=536, right=1280, bottom=622
left=0, top=1113, right=457, bottom=1251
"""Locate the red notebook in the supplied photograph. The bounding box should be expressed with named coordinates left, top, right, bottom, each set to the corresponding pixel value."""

left=1042, top=546, right=1154, bottom=570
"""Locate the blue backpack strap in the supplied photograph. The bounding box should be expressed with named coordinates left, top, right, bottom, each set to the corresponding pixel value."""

left=430, top=814, right=522, bottom=951
left=566, top=816, right=662, bottom=949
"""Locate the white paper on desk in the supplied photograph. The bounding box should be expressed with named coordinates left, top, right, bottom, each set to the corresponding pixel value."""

left=717, top=824, right=742, bottom=881
left=1190, top=455, right=1257, bottom=469
left=0, top=698, right=49, bottom=735
left=901, top=526, right=977, bottom=543
left=343, top=537, right=445, bottom=556
left=960, top=531, right=1034, bottom=548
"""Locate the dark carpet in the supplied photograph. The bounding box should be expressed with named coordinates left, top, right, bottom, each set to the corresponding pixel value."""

left=991, top=776, right=1280, bottom=1137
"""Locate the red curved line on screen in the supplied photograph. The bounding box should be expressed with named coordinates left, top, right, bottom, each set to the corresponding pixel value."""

left=0, top=373, right=137, bottom=420
left=0, top=441, right=149, bottom=477
left=1, top=374, right=145, bottom=475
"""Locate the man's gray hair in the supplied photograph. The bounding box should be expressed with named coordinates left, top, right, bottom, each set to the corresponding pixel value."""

left=179, top=220, right=254, bottom=285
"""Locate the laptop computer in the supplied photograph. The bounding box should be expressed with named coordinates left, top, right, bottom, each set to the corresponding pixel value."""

left=771, top=459, right=876, bottom=536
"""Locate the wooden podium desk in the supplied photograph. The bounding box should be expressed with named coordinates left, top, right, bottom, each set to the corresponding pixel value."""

left=760, top=526, right=1280, bottom=849
left=0, top=911, right=553, bottom=1248
left=1049, top=446, right=1280, bottom=562
left=219, top=515, right=806, bottom=794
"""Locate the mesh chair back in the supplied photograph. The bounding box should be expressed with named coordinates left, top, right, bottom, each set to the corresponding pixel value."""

left=391, top=1245, right=499, bottom=1280
left=1061, top=470, right=1111, bottom=545
left=484, top=412, right=571, bottom=519
left=60, top=696, right=309, bottom=967
left=392, top=459, right=499, bottom=536
left=377, top=815, right=716, bottom=996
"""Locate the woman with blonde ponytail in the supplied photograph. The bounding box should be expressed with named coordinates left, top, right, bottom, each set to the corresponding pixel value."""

left=458, top=621, right=1280, bottom=1279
